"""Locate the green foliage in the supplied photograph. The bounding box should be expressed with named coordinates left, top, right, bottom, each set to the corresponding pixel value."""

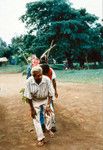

left=0, top=0, right=101, bottom=68
left=9, top=35, right=36, bottom=65
left=20, top=0, right=103, bottom=67
left=20, top=88, right=29, bottom=103
left=0, top=38, right=11, bottom=58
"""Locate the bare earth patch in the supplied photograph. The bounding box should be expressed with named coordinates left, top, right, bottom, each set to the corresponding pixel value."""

left=0, top=73, right=103, bottom=150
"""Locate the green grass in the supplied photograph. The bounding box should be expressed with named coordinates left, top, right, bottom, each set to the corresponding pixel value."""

left=50, top=64, right=64, bottom=70
left=0, top=65, right=22, bottom=73
left=0, top=65, right=103, bottom=84
left=55, top=69, right=103, bottom=84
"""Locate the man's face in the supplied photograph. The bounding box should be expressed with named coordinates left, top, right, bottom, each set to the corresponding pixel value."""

left=33, top=71, right=42, bottom=82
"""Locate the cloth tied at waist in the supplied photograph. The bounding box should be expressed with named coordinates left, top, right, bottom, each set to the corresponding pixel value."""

left=31, top=93, right=47, bottom=101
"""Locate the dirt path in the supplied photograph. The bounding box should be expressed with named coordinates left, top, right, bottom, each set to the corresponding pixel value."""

left=0, top=73, right=103, bottom=150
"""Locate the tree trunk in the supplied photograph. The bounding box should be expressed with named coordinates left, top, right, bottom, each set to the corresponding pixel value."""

left=67, top=58, right=74, bottom=69
left=85, top=55, right=89, bottom=69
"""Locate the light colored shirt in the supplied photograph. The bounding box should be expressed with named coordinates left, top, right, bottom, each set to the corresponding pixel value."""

left=24, top=75, right=54, bottom=102
left=50, top=68, right=56, bottom=80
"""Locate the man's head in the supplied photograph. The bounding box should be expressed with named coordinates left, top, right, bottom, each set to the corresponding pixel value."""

left=40, top=64, right=50, bottom=75
left=31, top=66, right=42, bottom=83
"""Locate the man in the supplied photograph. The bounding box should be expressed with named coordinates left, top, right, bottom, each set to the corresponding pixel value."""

left=40, top=64, right=58, bottom=132
left=31, top=54, right=40, bottom=67
left=26, top=63, right=32, bottom=79
left=24, top=66, right=54, bottom=146
left=26, top=55, right=40, bottom=79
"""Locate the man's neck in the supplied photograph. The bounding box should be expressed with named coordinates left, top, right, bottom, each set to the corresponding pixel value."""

left=35, top=79, right=42, bottom=85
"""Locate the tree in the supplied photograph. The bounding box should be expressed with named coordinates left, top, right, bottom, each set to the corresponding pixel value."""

left=0, top=38, right=11, bottom=58
left=21, top=0, right=102, bottom=68
left=9, top=34, right=36, bottom=64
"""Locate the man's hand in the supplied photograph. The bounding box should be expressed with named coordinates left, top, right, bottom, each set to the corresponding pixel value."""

left=30, top=108, right=36, bottom=118
left=55, top=91, right=58, bottom=98
left=45, top=106, right=52, bottom=116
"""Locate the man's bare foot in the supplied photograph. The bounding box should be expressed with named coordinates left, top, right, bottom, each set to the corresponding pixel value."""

left=49, top=130, right=54, bottom=138
left=51, top=126, right=57, bottom=132
left=37, top=139, right=45, bottom=147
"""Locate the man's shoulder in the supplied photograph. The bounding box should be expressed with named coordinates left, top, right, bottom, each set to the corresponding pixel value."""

left=42, top=75, right=50, bottom=82
left=27, top=76, right=33, bottom=83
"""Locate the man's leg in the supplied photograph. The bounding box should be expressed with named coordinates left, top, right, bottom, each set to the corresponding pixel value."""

left=43, top=104, right=53, bottom=131
left=43, top=104, right=54, bottom=137
left=40, top=105, right=45, bottom=132
left=50, top=100, right=56, bottom=132
left=32, top=106, right=45, bottom=141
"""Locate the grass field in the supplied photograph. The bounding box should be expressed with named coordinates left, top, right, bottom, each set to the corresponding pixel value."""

left=55, top=69, right=103, bottom=84
left=0, top=65, right=103, bottom=84
left=0, top=65, right=22, bottom=73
